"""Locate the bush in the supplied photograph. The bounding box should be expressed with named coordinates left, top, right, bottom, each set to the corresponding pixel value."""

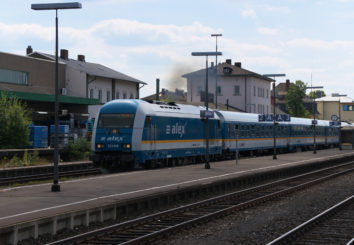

left=60, top=138, right=90, bottom=162
left=0, top=92, right=32, bottom=149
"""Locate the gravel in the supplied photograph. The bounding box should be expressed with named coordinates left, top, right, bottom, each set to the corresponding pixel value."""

left=157, top=172, right=354, bottom=245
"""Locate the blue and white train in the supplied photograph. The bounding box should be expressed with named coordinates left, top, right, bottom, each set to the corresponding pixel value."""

left=90, top=99, right=341, bottom=168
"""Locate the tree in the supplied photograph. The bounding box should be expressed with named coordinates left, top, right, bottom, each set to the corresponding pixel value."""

left=0, top=92, right=32, bottom=149
left=286, top=80, right=310, bottom=118
left=308, top=90, right=326, bottom=99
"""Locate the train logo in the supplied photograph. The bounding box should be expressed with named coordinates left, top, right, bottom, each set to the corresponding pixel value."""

left=166, top=123, right=185, bottom=138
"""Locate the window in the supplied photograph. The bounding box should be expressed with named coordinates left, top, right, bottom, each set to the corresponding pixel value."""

left=267, top=89, right=269, bottom=98
left=98, top=90, right=102, bottom=103
left=254, top=86, right=256, bottom=96
left=98, top=113, right=134, bottom=128
left=197, top=86, right=203, bottom=95
left=116, top=91, right=120, bottom=99
left=234, top=85, right=240, bottom=96
left=107, top=91, right=111, bottom=102
left=89, top=89, right=94, bottom=99
left=0, top=68, right=28, bottom=85
left=217, top=86, right=222, bottom=95
left=130, top=93, right=134, bottom=99
left=343, top=105, right=354, bottom=111
left=123, top=92, right=127, bottom=99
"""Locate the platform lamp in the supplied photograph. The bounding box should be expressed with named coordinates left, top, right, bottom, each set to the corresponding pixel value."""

left=337, top=94, right=347, bottom=150
left=192, top=51, right=222, bottom=169
left=211, top=34, right=222, bottom=109
left=263, top=74, right=286, bottom=160
left=306, top=85, right=324, bottom=154
left=31, top=2, right=82, bottom=192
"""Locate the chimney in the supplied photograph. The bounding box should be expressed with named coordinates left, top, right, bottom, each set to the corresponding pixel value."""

left=60, top=49, right=69, bottom=60
left=285, top=79, right=290, bottom=91
left=226, top=59, right=232, bottom=65
left=234, top=62, right=241, bottom=68
left=26, top=45, right=33, bottom=55
left=77, top=54, right=85, bottom=62
left=156, top=78, right=160, bottom=101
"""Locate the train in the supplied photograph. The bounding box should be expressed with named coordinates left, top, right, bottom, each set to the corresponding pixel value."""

left=90, top=99, right=341, bottom=169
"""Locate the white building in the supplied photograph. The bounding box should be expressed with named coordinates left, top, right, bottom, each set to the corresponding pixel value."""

left=182, top=59, right=273, bottom=114
left=30, top=49, right=146, bottom=118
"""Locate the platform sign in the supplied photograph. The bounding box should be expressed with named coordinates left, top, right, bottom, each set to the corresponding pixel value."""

left=329, top=121, right=341, bottom=126
left=312, top=119, right=318, bottom=125
left=200, top=110, right=214, bottom=119
left=258, top=114, right=290, bottom=122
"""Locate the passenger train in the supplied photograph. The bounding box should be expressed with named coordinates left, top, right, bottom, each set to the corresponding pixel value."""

left=90, top=99, right=341, bottom=168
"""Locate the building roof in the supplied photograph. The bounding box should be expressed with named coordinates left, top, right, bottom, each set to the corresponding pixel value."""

left=30, top=52, right=146, bottom=85
left=316, top=95, right=353, bottom=103
left=182, top=60, right=274, bottom=82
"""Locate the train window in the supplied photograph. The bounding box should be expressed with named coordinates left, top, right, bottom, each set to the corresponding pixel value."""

left=98, top=113, right=135, bottom=128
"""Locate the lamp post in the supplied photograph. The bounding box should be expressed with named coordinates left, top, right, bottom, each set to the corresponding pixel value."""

left=211, top=34, right=222, bottom=109
left=337, top=94, right=347, bottom=150
left=32, top=2, right=82, bottom=192
left=192, top=51, right=222, bottom=169
left=306, top=86, right=324, bottom=154
left=263, top=74, right=286, bottom=160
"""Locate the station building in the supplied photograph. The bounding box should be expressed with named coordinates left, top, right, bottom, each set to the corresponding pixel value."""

left=182, top=59, right=273, bottom=113
left=316, top=94, right=354, bottom=123
left=0, top=46, right=145, bottom=127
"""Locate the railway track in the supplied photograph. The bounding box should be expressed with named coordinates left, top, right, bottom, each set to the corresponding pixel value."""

left=268, top=195, right=354, bottom=245
left=0, top=167, right=101, bottom=186
left=47, top=161, right=354, bottom=245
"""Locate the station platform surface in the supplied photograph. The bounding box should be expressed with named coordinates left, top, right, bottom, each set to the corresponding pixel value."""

left=0, top=148, right=353, bottom=229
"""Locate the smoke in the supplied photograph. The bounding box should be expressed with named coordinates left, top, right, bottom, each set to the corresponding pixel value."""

left=164, top=63, right=195, bottom=91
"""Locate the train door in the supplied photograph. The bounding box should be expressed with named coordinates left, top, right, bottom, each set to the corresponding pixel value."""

left=145, top=116, right=157, bottom=159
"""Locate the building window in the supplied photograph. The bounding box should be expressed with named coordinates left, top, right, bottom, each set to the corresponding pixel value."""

left=197, top=86, right=203, bottom=95
left=0, top=68, right=28, bottom=85
left=267, top=89, right=269, bottom=98
left=116, top=91, right=120, bottom=99
left=233, top=85, right=240, bottom=96
left=123, top=92, right=127, bottom=99
left=98, top=90, right=102, bottom=103
left=254, top=86, right=256, bottom=96
left=217, top=86, right=222, bottom=95
left=130, top=93, right=134, bottom=99
left=107, top=91, right=111, bottom=102
left=89, top=89, right=94, bottom=99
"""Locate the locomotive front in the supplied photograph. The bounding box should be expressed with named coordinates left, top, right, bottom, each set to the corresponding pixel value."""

left=90, top=100, right=140, bottom=168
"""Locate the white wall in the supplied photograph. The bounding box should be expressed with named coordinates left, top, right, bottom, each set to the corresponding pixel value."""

left=65, top=65, right=86, bottom=97
left=186, top=74, right=271, bottom=113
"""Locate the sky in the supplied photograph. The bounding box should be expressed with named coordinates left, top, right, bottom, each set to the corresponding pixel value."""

left=1, top=0, right=354, bottom=98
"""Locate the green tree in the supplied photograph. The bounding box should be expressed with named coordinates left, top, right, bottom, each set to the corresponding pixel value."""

left=308, top=90, right=326, bottom=99
left=0, top=92, right=32, bottom=149
left=286, top=80, right=310, bottom=118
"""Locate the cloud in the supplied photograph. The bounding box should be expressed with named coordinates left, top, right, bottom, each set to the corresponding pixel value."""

left=257, top=27, right=279, bottom=35
left=241, top=9, right=256, bottom=18
left=287, top=38, right=354, bottom=49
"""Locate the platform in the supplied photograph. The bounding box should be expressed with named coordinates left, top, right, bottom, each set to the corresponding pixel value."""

left=0, top=148, right=353, bottom=244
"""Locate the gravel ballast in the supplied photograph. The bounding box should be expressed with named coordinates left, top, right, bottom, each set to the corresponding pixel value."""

left=158, top=172, right=354, bottom=245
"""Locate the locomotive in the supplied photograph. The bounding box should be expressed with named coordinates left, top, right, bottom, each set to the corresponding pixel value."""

left=90, top=99, right=340, bottom=168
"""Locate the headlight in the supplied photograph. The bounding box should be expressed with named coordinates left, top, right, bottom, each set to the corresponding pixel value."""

left=96, top=143, right=105, bottom=149
left=111, top=129, right=118, bottom=134
left=122, top=143, right=131, bottom=149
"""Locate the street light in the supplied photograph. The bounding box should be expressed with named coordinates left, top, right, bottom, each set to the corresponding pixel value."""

left=192, top=51, right=222, bottom=169
left=211, top=34, right=222, bottom=109
left=306, top=86, right=324, bottom=154
left=32, top=2, right=82, bottom=192
left=336, top=94, right=347, bottom=150
left=263, top=74, right=286, bottom=160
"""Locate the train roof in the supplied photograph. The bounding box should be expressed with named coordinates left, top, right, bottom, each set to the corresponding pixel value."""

left=218, top=110, right=332, bottom=126
left=100, top=100, right=340, bottom=127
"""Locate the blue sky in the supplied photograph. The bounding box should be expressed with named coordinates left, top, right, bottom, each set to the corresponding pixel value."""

left=1, top=0, right=354, bottom=98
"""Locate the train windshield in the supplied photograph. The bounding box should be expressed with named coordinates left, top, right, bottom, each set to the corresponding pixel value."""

left=97, top=113, right=135, bottom=128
